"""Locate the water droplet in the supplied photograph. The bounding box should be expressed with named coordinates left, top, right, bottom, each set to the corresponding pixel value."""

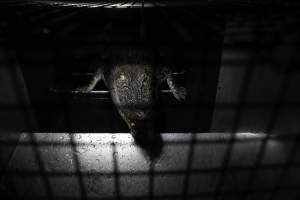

left=75, top=146, right=88, bottom=154
left=76, top=135, right=82, bottom=140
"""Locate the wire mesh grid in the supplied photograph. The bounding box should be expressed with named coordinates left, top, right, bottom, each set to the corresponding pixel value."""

left=0, top=0, right=300, bottom=200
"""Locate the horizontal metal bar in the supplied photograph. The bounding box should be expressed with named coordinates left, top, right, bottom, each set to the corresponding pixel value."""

left=3, top=162, right=300, bottom=176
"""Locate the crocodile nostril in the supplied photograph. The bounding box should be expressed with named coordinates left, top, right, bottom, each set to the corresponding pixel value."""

left=137, top=112, right=143, bottom=117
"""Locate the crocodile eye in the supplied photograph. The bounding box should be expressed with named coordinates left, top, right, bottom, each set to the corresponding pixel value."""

left=119, top=74, right=126, bottom=81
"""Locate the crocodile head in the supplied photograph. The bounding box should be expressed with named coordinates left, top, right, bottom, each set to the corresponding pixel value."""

left=109, top=64, right=156, bottom=136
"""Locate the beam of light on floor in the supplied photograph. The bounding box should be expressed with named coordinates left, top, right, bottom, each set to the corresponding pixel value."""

left=4, top=131, right=298, bottom=198
left=73, top=133, right=134, bottom=144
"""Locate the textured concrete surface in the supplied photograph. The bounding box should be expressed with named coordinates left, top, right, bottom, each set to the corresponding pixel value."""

left=1, top=132, right=300, bottom=199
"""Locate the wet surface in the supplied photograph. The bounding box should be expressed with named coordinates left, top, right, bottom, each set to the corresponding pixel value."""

left=1, top=132, right=300, bottom=199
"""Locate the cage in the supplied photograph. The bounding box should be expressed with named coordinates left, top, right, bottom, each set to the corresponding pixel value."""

left=0, top=0, right=300, bottom=200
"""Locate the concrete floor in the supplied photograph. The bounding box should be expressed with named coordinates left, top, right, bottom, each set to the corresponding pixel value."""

left=1, top=132, right=300, bottom=200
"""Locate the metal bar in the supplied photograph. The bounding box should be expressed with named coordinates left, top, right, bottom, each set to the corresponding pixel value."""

left=56, top=45, right=88, bottom=199
left=182, top=133, right=196, bottom=199
left=3, top=162, right=300, bottom=177
left=112, top=142, right=121, bottom=199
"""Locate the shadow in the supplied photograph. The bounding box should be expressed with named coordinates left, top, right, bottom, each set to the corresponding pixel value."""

left=133, top=130, right=164, bottom=161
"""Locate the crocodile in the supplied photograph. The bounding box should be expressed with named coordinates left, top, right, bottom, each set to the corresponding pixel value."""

left=73, top=47, right=187, bottom=148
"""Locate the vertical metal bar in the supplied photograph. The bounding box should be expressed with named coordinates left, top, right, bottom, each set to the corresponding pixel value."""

left=112, top=142, right=121, bottom=200
left=110, top=109, right=120, bottom=199
left=69, top=133, right=88, bottom=199
left=107, top=39, right=120, bottom=199
left=27, top=133, right=54, bottom=200
left=56, top=47, right=87, bottom=199
left=139, top=1, right=155, bottom=199
left=182, top=133, right=197, bottom=200
left=149, top=156, right=154, bottom=200
left=64, top=94, right=88, bottom=199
